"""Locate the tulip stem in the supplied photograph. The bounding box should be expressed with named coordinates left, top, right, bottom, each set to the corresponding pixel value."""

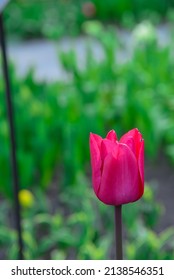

left=114, top=205, right=123, bottom=260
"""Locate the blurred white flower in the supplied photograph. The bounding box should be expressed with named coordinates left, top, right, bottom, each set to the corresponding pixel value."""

left=133, top=21, right=157, bottom=44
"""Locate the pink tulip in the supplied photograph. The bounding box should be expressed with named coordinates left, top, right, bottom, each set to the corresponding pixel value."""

left=89, top=129, right=144, bottom=205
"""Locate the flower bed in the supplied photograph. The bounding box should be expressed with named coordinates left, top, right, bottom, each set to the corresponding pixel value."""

left=1, top=21, right=174, bottom=259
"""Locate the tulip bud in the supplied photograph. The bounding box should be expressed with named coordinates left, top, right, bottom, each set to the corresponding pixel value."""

left=89, top=128, right=144, bottom=205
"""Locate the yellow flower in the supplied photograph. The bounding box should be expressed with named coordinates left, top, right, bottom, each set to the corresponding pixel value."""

left=18, top=189, right=34, bottom=208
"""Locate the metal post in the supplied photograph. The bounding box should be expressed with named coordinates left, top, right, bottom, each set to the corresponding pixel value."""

left=0, top=12, right=24, bottom=259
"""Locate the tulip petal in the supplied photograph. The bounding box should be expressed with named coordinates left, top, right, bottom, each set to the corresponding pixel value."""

left=101, top=139, right=118, bottom=162
left=120, top=128, right=144, bottom=186
left=138, top=139, right=144, bottom=184
left=120, top=136, right=136, bottom=155
left=90, top=133, right=103, bottom=149
left=89, top=133, right=102, bottom=194
left=98, top=143, right=143, bottom=205
left=120, top=128, right=142, bottom=159
left=106, top=130, right=117, bottom=142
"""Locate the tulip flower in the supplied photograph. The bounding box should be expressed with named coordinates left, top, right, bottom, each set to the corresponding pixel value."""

left=89, top=128, right=144, bottom=206
left=89, top=128, right=144, bottom=259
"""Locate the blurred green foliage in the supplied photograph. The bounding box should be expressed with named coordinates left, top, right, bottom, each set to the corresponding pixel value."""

left=1, top=21, right=174, bottom=259
left=4, top=0, right=85, bottom=39
left=4, top=0, right=174, bottom=39
left=2, top=21, right=174, bottom=196
left=1, top=181, right=174, bottom=259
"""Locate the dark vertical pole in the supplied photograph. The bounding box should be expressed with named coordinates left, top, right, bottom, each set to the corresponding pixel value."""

left=0, top=12, right=23, bottom=259
left=114, top=205, right=123, bottom=260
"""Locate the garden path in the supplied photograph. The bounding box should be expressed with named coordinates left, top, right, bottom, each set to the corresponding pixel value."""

left=8, top=24, right=169, bottom=81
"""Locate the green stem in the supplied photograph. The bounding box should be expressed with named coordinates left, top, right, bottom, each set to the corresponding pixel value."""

left=114, top=205, right=123, bottom=260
